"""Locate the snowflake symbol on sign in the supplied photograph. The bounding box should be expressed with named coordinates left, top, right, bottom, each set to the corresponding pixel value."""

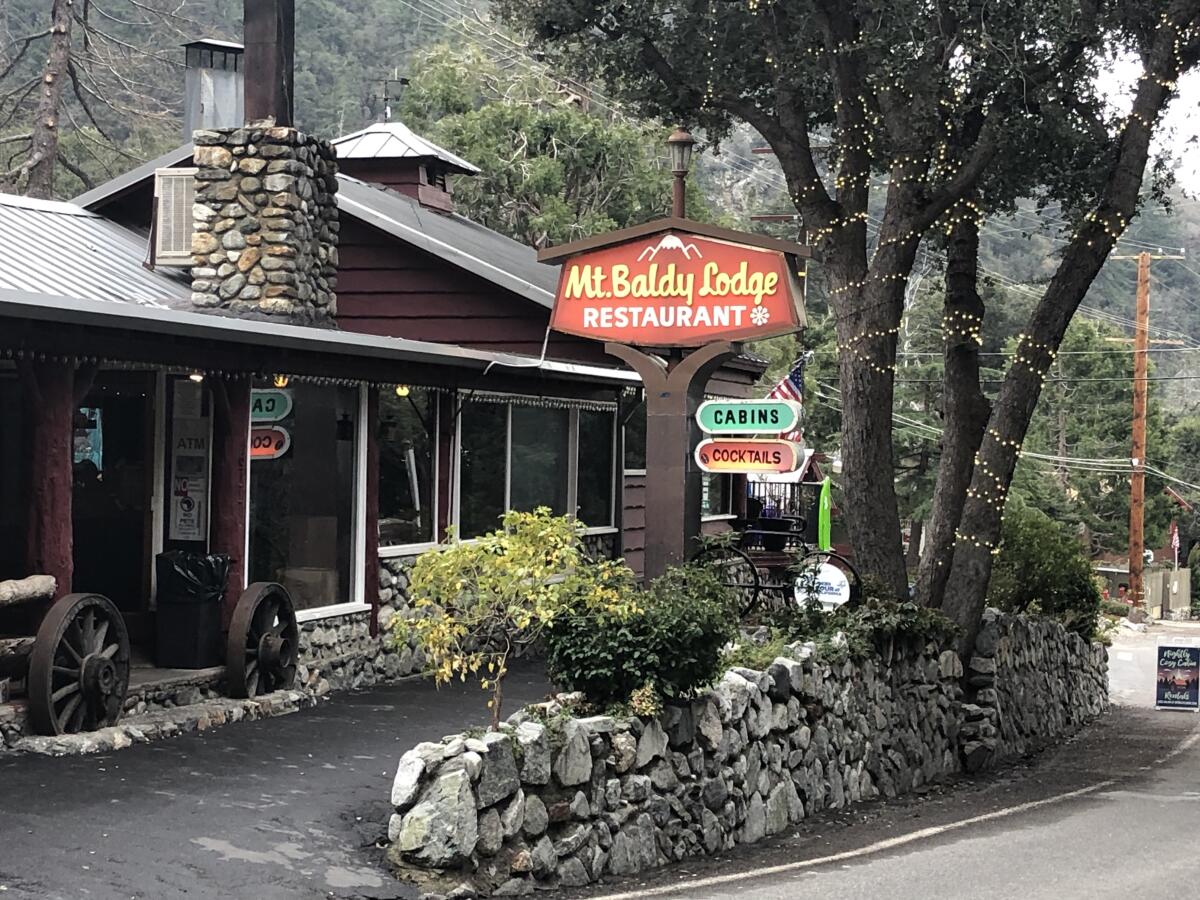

left=750, top=306, right=770, bottom=326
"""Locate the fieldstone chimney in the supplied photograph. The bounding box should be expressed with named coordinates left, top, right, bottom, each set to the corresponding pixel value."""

left=189, top=124, right=339, bottom=323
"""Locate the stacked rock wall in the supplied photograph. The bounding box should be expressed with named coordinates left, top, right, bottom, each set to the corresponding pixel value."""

left=190, top=122, right=338, bottom=323
left=387, top=612, right=1108, bottom=896
left=298, top=609, right=424, bottom=693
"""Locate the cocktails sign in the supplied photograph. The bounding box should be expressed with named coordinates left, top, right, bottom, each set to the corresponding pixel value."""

left=545, top=228, right=806, bottom=347
left=695, top=438, right=803, bottom=474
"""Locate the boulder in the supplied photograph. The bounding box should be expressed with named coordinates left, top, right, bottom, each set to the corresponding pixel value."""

left=553, top=722, right=593, bottom=787
left=477, top=732, right=520, bottom=807
left=635, top=720, right=668, bottom=768
left=516, top=722, right=551, bottom=785
left=390, top=750, right=425, bottom=811
left=395, top=769, right=478, bottom=866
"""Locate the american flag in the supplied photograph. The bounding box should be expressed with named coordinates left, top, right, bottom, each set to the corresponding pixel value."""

left=766, top=358, right=805, bottom=442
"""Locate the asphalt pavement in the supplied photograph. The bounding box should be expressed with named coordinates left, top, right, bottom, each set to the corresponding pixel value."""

left=0, top=667, right=551, bottom=900
left=3, top=628, right=1199, bottom=900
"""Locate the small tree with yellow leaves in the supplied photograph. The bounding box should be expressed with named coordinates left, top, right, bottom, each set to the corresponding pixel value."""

left=392, top=507, right=640, bottom=729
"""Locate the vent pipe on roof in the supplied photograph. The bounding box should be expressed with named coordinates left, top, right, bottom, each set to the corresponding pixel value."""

left=243, top=0, right=294, bottom=127
left=183, top=39, right=245, bottom=140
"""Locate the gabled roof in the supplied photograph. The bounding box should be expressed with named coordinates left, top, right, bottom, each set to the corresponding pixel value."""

left=331, top=121, right=480, bottom=176
left=73, top=144, right=194, bottom=210
left=73, top=144, right=554, bottom=308
left=537, top=216, right=813, bottom=264
left=0, top=192, right=191, bottom=308
left=334, top=176, right=556, bottom=307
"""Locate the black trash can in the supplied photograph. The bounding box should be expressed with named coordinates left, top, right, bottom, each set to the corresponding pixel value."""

left=155, top=551, right=229, bottom=668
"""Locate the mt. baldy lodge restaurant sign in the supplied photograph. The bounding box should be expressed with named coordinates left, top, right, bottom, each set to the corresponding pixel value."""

left=540, top=221, right=809, bottom=348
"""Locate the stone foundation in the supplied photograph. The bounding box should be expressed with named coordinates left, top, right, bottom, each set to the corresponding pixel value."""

left=386, top=611, right=1108, bottom=896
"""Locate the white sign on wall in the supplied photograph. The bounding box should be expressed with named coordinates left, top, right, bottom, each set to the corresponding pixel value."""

left=169, top=383, right=210, bottom=543
left=795, top=562, right=851, bottom=611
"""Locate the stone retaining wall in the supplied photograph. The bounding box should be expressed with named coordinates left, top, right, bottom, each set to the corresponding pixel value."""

left=386, top=611, right=1108, bottom=896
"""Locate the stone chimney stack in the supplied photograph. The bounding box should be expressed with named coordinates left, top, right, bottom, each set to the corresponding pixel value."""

left=187, top=0, right=339, bottom=324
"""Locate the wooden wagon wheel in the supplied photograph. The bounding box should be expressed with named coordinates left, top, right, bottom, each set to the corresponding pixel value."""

left=28, top=593, right=130, bottom=736
left=693, top=544, right=762, bottom=618
left=225, top=582, right=299, bottom=699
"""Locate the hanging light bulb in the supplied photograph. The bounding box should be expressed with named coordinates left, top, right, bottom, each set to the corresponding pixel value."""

left=273, top=374, right=290, bottom=388
left=395, top=384, right=411, bottom=397
left=188, top=371, right=205, bottom=383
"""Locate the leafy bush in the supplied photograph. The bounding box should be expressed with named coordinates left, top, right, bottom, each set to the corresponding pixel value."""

left=721, top=628, right=791, bottom=671
left=393, top=508, right=640, bottom=727
left=544, top=563, right=738, bottom=705
left=1100, top=599, right=1132, bottom=618
left=988, top=504, right=1102, bottom=639
left=762, top=595, right=957, bottom=661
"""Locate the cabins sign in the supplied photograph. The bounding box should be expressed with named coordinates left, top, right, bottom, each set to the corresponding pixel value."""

left=696, top=399, right=803, bottom=435
left=543, top=223, right=807, bottom=348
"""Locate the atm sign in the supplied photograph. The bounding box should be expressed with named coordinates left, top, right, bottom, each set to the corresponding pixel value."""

left=696, top=399, right=802, bottom=435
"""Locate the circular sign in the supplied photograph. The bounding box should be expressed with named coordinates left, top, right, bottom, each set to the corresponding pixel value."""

left=794, top=562, right=851, bottom=610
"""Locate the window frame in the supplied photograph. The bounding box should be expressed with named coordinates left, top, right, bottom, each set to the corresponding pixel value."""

left=247, top=381, right=371, bottom=622
left=450, top=394, right=618, bottom=540
left=376, top=389, right=441, bottom=556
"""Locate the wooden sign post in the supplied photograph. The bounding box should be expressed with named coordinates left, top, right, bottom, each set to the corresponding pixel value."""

left=539, top=218, right=810, bottom=580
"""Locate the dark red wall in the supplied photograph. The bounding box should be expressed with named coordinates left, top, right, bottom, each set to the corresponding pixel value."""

left=335, top=219, right=611, bottom=364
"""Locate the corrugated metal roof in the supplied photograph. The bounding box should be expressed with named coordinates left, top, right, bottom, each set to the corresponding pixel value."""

left=331, top=121, right=480, bottom=175
left=0, top=193, right=190, bottom=308
left=337, top=176, right=558, bottom=308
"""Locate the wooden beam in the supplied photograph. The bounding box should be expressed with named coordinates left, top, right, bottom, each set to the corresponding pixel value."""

left=211, top=376, right=251, bottom=626
left=21, top=361, right=74, bottom=596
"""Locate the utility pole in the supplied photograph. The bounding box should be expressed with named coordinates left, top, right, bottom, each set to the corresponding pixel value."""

left=1113, top=250, right=1186, bottom=609
left=1129, top=251, right=1150, bottom=610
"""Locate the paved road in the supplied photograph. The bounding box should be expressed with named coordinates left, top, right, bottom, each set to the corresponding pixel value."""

left=0, top=668, right=551, bottom=900
left=5, top=629, right=1199, bottom=900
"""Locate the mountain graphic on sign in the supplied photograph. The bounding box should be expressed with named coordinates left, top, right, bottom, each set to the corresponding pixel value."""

left=636, top=234, right=702, bottom=262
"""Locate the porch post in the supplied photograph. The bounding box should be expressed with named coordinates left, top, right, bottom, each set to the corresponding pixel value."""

left=365, top=386, right=381, bottom=637
left=605, top=342, right=738, bottom=580
left=22, top=360, right=75, bottom=594
left=211, top=376, right=251, bottom=626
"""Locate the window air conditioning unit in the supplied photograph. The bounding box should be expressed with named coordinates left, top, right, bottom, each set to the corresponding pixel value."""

left=153, top=167, right=197, bottom=266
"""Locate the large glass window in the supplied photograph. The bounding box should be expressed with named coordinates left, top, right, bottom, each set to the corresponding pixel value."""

left=249, top=381, right=359, bottom=611
left=459, top=401, right=507, bottom=538
left=577, top=409, right=615, bottom=528
left=510, top=406, right=570, bottom=515
left=379, top=388, right=437, bottom=546
left=457, top=398, right=618, bottom=539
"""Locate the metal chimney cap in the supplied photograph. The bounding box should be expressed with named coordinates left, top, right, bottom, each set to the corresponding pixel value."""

left=182, top=38, right=245, bottom=52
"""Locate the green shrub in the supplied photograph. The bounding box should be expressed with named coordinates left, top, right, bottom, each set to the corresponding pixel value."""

left=393, top=508, right=640, bottom=727
left=988, top=504, right=1102, bottom=639
left=1100, top=599, right=1131, bottom=618
left=721, top=628, right=791, bottom=671
left=544, top=563, right=738, bottom=704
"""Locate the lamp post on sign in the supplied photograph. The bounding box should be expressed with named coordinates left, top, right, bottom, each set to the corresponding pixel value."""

left=667, top=127, right=696, bottom=218
left=538, top=131, right=812, bottom=579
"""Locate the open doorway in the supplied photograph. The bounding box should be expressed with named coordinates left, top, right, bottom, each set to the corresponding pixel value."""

left=72, top=371, right=157, bottom=620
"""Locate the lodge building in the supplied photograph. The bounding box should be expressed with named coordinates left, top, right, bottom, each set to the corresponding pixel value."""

left=0, top=36, right=763, bottom=739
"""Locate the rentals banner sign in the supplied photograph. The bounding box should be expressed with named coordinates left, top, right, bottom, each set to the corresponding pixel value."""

left=1156, top=641, right=1200, bottom=711
left=548, top=230, right=805, bottom=347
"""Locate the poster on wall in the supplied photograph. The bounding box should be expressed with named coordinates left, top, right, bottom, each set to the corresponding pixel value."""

left=169, top=382, right=210, bottom=543
left=1155, top=641, right=1200, bottom=711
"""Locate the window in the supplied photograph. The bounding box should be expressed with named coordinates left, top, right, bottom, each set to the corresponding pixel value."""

left=378, top=389, right=437, bottom=547
left=623, top=400, right=646, bottom=471
left=577, top=409, right=615, bottom=528
left=459, top=401, right=507, bottom=538
left=456, top=398, right=617, bottom=539
left=510, top=406, right=570, bottom=515
left=702, top=473, right=733, bottom=517
left=249, top=381, right=360, bottom=612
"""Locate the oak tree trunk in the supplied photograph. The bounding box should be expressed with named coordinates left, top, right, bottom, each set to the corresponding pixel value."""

left=917, top=212, right=991, bottom=610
